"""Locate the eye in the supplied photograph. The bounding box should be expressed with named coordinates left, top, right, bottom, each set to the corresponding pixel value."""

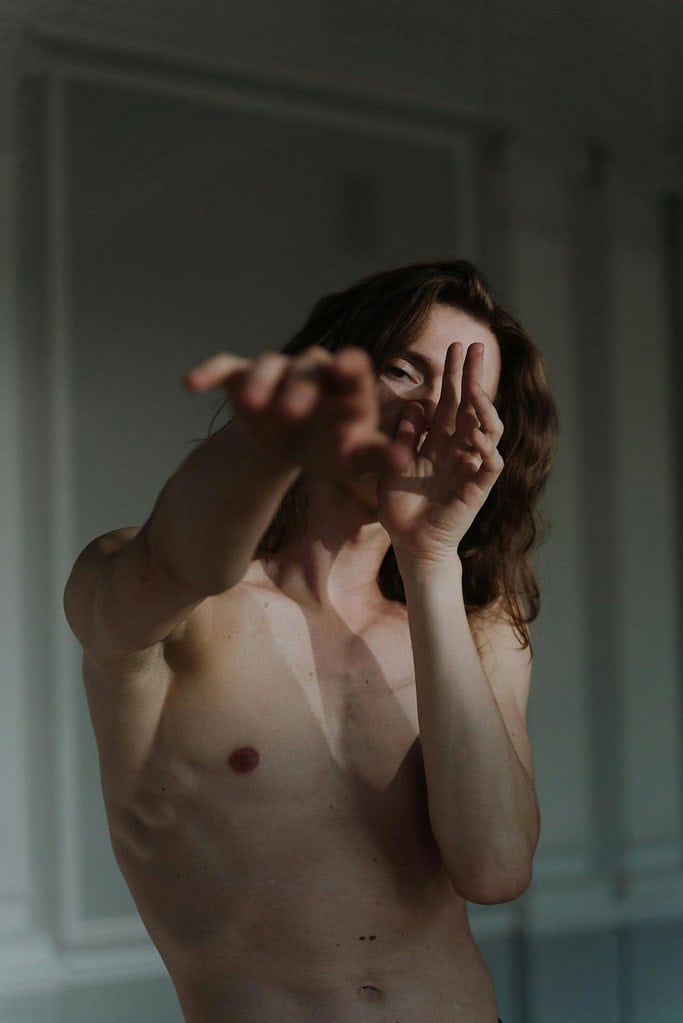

left=385, top=365, right=414, bottom=382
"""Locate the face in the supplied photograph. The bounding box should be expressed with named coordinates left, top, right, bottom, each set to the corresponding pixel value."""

left=378, top=302, right=501, bottom=434
left=347, top=303, right=502, bottom=509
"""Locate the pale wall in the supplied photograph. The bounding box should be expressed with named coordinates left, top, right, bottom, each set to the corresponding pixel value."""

left=0, top=2, right=681, bottom=1021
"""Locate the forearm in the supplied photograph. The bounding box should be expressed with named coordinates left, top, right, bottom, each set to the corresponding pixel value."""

left=397, top=553, right=539, bottom=904
left=144, top=419, right=301, bottom=595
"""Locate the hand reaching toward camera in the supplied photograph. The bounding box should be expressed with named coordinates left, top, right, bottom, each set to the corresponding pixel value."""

left=183, top=346, right=413, bottom=482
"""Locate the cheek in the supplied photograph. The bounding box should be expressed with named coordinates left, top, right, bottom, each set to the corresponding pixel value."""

left=376, top=396, right=402, bottom=435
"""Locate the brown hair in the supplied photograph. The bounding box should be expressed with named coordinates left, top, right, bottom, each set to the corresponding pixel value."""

left=206, top=260, right=559, bottom=654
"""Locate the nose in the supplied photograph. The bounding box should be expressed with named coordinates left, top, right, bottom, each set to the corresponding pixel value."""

left=414, top=396, right=438, bottom=433
left=406, top=398, right=435, bottom=451
left=408, top=377, right=447, bottom=444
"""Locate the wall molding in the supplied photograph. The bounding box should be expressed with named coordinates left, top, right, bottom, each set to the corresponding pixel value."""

left=6, top=3, right=679, bottom=192
left=0, top=931, right=165, bottom=996
left=0, top=14, right=43, bottom=945
left=42, top=41, right=487, bottom=950
left=10, top=0, right=682, bottom=188
left=0, top=897, right=33, bottom=938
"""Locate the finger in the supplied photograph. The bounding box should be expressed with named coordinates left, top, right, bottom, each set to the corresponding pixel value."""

left=468, top=426, right=505, bottom=485
left=430, top=342, right=463, bottom=436
left=333, top=345, right=373, bottom=375
left=329, top=346, right=376, bottom=396
left=276, top=346, right=334, bottom=417
left=183, top=352, right=251, bottom=392
left=277, top=377, right=320, bottom=418
left=455, top=342, right=485, bottom=437
left=467, top=381, right=504, bottom=443
left=278, top=345, right=368, bottom=419
left=238, top=353, right=291, bottom=409
left=347, top=435, right=412, bottom=476
left=462, top=341, right=485, bottom=405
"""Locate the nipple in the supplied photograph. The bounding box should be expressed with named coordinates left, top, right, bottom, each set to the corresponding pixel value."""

left=228, top=746, right=260, bottom=773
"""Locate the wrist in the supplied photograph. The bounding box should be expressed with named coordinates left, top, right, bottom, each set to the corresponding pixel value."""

left=393, top=547, right=463, bottom=582
left=227, top=418, right=303, bottom=478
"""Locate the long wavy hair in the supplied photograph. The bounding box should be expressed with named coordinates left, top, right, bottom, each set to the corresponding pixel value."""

left=205, top=260, right=559, bottom=654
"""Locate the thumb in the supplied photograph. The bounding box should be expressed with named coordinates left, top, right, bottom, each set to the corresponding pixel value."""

left=346, top=437, right=408, bottom=476
left=394, top=402, right=426, bottom=460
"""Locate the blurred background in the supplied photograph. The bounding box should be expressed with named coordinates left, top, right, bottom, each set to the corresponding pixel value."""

left=1, top=1, right=682, bottom=1020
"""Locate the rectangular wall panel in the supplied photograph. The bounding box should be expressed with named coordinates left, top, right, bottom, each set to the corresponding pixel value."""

left=609, top=177, right=681, bottom=870
left=506, top=146, right=594, bottom=876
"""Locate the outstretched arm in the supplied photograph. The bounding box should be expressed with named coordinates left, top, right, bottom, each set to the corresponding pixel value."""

left=65, top=346, right=412, bottom=665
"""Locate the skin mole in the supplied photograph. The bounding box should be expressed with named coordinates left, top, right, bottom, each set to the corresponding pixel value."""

left=228, top=746, right=260, bottom=773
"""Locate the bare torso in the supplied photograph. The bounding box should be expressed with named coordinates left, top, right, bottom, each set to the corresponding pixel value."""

left=83, top=566, right=499, bottom=1023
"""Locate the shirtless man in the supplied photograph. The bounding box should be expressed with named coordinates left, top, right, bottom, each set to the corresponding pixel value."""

left=64, top=262, right=546, bottom=1023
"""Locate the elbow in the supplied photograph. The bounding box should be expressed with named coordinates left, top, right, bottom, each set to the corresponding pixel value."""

left=461, top=868, right=533, bottom=905
left=448, top=846, right=534, bottom=905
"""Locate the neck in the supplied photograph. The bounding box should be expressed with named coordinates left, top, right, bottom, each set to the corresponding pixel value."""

left=257, top=474, right=393, bottom=615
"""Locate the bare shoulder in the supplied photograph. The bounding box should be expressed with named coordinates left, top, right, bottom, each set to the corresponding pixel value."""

left=66, top=525, right=243, bottom=684
left=75, top=534, right=253, bottom=779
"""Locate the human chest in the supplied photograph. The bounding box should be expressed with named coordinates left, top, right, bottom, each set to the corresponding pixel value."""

left=154, top=594, right=422, bottom=806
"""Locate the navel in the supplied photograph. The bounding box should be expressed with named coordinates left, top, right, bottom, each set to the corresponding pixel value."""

left=359, top=984, right=384, bottom=1003
left=228, top=746, right=260, bottom=773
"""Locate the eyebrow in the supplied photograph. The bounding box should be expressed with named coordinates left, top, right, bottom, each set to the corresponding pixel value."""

left=394, top=350, right=439, bottom=374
